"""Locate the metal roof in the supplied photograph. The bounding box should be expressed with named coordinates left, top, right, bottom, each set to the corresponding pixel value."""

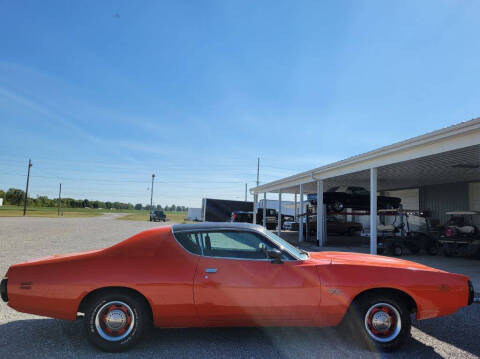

left=252, top=118, right=480, bottom=194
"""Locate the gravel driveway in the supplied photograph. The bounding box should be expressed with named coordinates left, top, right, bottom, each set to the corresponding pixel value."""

left=0, top=215, right=479, bottom=358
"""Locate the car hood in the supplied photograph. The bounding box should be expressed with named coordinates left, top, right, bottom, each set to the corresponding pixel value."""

left=308, top=251, right=445, bottom=272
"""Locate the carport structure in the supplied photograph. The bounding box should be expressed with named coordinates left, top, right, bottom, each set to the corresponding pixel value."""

left=251, top=118, right=480, bottom=254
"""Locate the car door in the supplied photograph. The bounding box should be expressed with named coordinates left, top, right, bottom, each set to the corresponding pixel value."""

left=192, top=230, right=321, bottom=324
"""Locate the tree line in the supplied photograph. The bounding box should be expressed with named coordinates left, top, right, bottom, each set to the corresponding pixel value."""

left=0, top=188, right=188, bottom=212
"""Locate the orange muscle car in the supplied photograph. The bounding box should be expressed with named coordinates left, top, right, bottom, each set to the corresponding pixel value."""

left=1, top=223, right=478, bottom=352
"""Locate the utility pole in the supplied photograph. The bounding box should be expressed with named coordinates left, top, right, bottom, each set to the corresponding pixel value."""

left=23, top=159, right=32, bottom=216
left=58, top=183, right=62, bottom=216
left=256, top=157, right=260, bottom=186
left=245, top=183, right=247, bottom=201
left=150, top=174, right=155, bottom=210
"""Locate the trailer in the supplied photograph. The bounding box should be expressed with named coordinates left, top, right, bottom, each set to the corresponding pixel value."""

left=201, top=198, right=254, bottom=222
left=186, top=208, right=202, bottom=221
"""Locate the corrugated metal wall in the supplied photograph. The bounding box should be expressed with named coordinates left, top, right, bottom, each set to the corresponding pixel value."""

left=420, top=182, right=469, bottom=224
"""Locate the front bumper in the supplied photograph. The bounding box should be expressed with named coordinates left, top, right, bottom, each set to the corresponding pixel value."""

left=468, top=280, right=480, bottom=304
left=0, top=278, right=7, bottom=302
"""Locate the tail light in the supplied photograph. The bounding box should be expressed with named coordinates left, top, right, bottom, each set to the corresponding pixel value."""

left=233, top=213, right=237, bottom=220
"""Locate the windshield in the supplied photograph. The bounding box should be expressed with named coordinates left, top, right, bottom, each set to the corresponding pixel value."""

left=260, top=228, right=309, bottom=260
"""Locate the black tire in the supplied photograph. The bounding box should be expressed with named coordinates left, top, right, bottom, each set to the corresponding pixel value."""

left=392, top=245, right=403, bottom=257
left=426, top=242, right=439, bottom=256
left=330, top=200, right=344, bottom=213
left=84, top=291, right=149, bottom=352
left=342, top=294, right=411, bottom=352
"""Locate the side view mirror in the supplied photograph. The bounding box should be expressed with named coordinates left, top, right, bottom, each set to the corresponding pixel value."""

left=266, top=248, right=283, bottom=264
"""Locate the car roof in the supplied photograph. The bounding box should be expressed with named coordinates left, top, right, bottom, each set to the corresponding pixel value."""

left=172, top=222, right=263, bottom=232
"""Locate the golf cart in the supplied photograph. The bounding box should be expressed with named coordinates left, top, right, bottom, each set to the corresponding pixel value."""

left=377, top=209, right=440, bottom=256
left=438, top=211, right=480, bottom=257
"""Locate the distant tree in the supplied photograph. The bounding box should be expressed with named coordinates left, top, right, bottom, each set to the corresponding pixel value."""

left=156, top=204, right=162, bottom=210
left=6, top=188, right=25, bottom=205
left=35, top=196, right=51, bottom=207
left=105, top=202, right=112, bottom=209
left=134, top=203, right=143, bottom=210
left=0, top=189, right=5, bottom=201
left=82, top=199, right=90, bottom=208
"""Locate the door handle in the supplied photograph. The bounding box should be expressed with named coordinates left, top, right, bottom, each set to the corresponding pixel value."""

left=205, top=268, right=217, bottom=273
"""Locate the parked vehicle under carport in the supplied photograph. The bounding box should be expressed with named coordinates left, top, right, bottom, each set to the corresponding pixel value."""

left=318, top=186, right=402, bottom=212
left=305, top=215, right=362, bottom=236
left=377, top=209, right=440, bottom=257
left=438, top=211, right=480, bottom=257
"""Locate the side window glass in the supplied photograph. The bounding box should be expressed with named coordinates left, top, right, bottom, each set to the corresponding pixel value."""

left=174, top=232, right=202, bottom=255
left=201, top=231, right=278, bottom=260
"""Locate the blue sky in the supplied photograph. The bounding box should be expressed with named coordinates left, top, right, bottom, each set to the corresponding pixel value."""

left=1, top=0, right=479, bottom=207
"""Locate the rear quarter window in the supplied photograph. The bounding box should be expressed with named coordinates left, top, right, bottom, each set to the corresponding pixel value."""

left=173, top=232, right=202, bottom=255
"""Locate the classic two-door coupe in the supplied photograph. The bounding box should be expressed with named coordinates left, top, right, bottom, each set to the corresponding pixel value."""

left=1, top=223, right=477, bottom=352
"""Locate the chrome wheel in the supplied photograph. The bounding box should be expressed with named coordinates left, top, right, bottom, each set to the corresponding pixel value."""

left=364, top=303, right=402, bottom=343
left=95, top=301, right=135, bottom=342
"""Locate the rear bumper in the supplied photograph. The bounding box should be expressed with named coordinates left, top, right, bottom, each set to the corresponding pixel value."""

left=1, top=278, right=7, bottom=302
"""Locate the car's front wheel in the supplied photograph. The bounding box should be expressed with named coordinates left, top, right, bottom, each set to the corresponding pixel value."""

left=343, top=294, right=411, bottom=352
left=84, top=291, right=149, bottom=352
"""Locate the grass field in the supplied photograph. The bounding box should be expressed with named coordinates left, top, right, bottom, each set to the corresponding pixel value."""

left=0, top=205, right=104, bottom=218
left=0, top=205, right=187, bottom=219
left=117, top=211, right=188, bottom=223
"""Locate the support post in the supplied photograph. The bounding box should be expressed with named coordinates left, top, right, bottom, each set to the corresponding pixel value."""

left=370, top=168, right=378, bottom=254
left=263, top=192, right=267, bottom=228
left=253, top=193, right=258, bottom=224
left=294, top=192, right=297, bottom=221
left=299, top=184, right=304, bottom=242
left=277, top=191, right=282, bottom=236
left=317, top=179, right=324, bottom=247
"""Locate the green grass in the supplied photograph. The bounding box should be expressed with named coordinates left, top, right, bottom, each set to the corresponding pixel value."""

left=0, top=205, right=189, bottom=221
left=118, top=211, right=189, bottom=223
left=0, top=205, right=104, bottom=217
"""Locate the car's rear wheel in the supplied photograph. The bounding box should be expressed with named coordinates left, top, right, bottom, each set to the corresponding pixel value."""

left=342, top=294, right=411, bottom=352
left=426, top=241, right=439, bottom=256
left=84, top=291, right=149, bottom=352
left=392, top=245, right=403, bottom=257
left=330, top=200, right=344, bottom=212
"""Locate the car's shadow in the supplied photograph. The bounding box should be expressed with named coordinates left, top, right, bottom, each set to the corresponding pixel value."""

left=0, top=319, right=443, bottom=358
